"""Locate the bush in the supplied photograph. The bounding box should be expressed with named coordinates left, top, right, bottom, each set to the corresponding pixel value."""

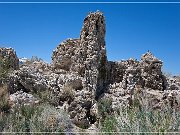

left=34, top=89, right=51, bottom=103
left=115, top=106, right=180, bottom=134
left=101, top=116, right=117, bottom=134
left=1, top=104, right=71, bottom=134
left=99, top=93, right=180, bottom=134
left=98, top=98, right=112, bottom=119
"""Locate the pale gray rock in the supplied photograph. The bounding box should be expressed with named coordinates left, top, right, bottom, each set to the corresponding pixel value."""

left=51, top=11, right=108, bottom=128
left=9, top=91, right=39, bottom=107
left=6, top=11, right=180, bottom=129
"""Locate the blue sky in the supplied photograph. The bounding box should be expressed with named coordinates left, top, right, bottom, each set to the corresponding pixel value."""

left=0, top=3, right=180, bottom=75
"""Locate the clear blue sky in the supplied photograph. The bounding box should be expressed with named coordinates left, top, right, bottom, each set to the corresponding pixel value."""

left=0, top=3, right=180, bottom=75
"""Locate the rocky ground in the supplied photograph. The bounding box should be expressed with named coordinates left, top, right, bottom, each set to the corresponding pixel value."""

left=0, top=11, right=180, bottom=134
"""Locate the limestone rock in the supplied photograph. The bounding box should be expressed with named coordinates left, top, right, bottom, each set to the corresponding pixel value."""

left=6, top=11, right=180, bottom=129
left=9, top=91, right=39, bottom=107
left=52, top=39, right=80, bottom=72
left=51, top=11, right=108, bottom=128
left=139, top=89, right=180, bottom=111
left=140, top=51, right=163, bottom=90
left=8, top=61, right=50, bottom=94
left=165, top=76, right=180, bottom=90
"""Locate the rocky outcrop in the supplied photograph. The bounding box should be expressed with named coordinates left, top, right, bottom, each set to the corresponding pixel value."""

left=52, top=11, right=108, bottom=96
left=104, top=52, right=180, bottom=111
left=6, top=11, right=180, bottom=129
left=8, top=61, right=51, bottom=94
left=140, top=51, right=163, bottom=90
left=165, top=76, right=180, bottom=90
left=0, top=47, right=19, bottom=70
left=107, top=51, right=163, bottom=92
left=52, top=11, right=108, bottom=128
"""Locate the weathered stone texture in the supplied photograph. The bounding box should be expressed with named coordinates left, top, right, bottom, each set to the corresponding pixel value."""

left=5, top=11, right=180, bottom=129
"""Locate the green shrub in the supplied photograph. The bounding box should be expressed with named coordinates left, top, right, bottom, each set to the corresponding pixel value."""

left=34, top=89, right=51, bottom=103
left=1, top=104, right=69, bottom=134
left=98, top=98, right=112, bottom=119
left=114, top=106, right=180, bottom=134
left=101, top=116, right=117, bottom=134
left=99, top=94, right=180, bottom=134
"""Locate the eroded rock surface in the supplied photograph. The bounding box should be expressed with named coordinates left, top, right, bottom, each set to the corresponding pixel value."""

left=9, top=91, right=39, bottom=107
left=4, top=11, right=180, bottom=129
left=52, top=11, right=108, bottom=128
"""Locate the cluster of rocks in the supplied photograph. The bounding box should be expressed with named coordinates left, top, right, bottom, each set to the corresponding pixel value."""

left=9, top=91, right=39, bottom=107
left=103, top=51, right=165, bottom=110
left=8, top=61, right=51, bottom=94
left=1, top=11, right=180, bottom=129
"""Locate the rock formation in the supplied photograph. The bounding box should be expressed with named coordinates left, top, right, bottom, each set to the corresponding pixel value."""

left=0, top=47, right=19, bottom=70
left=1, top=11, right=180, bottom=129
left=0, top=47, right=19, bottom=85
left=52, top=11, right=108, bottom=127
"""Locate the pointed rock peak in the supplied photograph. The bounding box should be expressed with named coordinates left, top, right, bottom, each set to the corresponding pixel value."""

left=80, top=10, right=106, bottom=39
left=86, top=10, right=104, bottom=18
left=141, top=51, right=162, bottom=63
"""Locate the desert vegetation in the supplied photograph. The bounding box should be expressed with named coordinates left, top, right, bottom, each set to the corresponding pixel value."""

left=99, top=97, right=180, bottom=134
left=0, top=82, right=70, bottom=134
